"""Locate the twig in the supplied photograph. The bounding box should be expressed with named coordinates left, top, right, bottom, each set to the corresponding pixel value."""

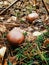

left=0, top=0, right=20, bottom=15
left=42, top=0, right=49, bottom=15
left=3, top=23, right=20, bottom=26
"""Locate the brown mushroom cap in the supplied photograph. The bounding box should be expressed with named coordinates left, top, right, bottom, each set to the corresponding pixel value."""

left=7, top=27, right=25, bottom=45
left=26, top=12, right=39, bottom=22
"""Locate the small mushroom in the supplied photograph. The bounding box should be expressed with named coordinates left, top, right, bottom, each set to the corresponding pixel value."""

left=7, top=27, right=25, bottom=46
left=26, top=12, right=38, bottom=22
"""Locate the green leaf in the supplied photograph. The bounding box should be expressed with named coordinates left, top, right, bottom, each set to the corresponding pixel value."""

left=23, top=32, right=27, bottom=36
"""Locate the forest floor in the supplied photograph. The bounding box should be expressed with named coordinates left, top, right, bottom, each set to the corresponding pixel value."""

left=0, top=0, right=49, bottom=65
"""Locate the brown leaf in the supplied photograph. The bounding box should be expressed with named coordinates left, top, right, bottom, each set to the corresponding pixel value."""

left=43, top=38, right=49, bottom=46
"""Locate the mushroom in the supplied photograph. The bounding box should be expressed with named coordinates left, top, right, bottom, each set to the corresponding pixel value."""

left=26, top=12, right=38, bottom=22
left=7, top=27, right=25, bottom=46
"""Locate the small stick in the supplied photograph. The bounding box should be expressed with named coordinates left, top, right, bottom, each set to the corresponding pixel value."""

left=0, top=22, right=17, bottom=24
left=42, top=0, right=49, bottom=15
left=0, top=0, right=20, bottom=15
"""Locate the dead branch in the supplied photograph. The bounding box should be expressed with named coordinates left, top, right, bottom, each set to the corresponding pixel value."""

left=0, top=0, right=20, bottom=15
left=42, top=0, right=49, bottom=15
